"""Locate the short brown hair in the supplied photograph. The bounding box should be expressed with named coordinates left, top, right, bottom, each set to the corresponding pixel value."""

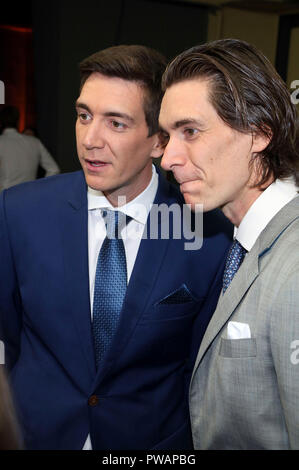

left=162, top=39, right=299, bottom=186
left=79, top=45, right=167, bottom=137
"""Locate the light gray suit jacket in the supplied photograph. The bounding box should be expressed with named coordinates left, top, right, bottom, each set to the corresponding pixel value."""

left=190, top=196, right=299, bottom=449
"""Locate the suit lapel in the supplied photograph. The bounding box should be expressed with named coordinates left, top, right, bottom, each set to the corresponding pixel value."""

left=192, top=245, right=260, bottom=375
left=62, top=172, right=96, bottom=382
left=192, top=195, right=299, bottom=377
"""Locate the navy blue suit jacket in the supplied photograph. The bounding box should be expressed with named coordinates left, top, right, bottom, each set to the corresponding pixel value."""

left=0, top=170, right=232, bottom=449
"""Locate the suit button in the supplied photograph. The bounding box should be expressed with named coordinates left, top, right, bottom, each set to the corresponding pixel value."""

left=88, top=395, right=99, bottom=406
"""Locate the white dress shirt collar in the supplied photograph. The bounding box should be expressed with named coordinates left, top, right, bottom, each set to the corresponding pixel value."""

left=235, top=178, right=298, bottom=251
left=87, top=164, right=158, bottom=225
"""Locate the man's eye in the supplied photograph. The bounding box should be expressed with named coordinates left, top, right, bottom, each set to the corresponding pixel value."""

left=111, top=120, right=126, bottom=129
left=78, top=113, right=91, bottom=122
left=184, top=128, right=198, bottom=137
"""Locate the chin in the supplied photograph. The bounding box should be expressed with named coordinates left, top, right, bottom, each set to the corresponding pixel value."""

left=84, top=173, right=105, bottom=191
left=86, top=181, right=105, bottom=192
left=181, top=192, right=201, bottom=210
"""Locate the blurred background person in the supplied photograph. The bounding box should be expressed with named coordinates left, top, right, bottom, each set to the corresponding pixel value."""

left=22, top=127, right=37, bottom=136
left=0, top=105, right=60, bottom=192
left=0, top=366, right=22, bottom=450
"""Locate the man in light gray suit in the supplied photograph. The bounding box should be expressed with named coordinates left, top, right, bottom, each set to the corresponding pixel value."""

left=159, top=39, right=299, bottom=449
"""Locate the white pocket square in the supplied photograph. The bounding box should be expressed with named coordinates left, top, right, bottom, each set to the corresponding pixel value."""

left=227, top=321, right=251, bottom=340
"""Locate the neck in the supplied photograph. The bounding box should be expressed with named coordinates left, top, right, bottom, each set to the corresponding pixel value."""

left=104, top=164, right=153, bottom=207
left=222, top=175, right=274, bottom=227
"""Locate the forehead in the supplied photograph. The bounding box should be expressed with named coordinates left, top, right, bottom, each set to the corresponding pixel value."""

left=78, top=72, right=145, bottom=114
left=160, top=78, right=216, bottom=126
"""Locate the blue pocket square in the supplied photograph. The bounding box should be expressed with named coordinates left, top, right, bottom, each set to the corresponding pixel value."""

left=156, top=284, right=197, bottom=305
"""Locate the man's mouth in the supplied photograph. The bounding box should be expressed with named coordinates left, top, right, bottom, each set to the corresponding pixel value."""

left=179, top=178, right=202, bottom=193
left=84, top=158, right=110, bottom=173
left=175, top=176, right=197, bottom=185
left=85, top=158, right=107, bottom=167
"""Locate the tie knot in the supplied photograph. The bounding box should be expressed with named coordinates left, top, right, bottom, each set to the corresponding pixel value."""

left=102, top=210, right=129, bottom=238
left=229, top=239, right=246, bottom=258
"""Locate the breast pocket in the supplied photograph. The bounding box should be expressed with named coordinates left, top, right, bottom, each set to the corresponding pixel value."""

left=219, top=337, right=257, bottom=358
left=139, top=298, right=204, bottom=324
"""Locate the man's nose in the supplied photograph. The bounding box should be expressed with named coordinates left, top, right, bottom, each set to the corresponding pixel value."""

left=161, top=137, right=185, bottom=171
left=82, top=121, right=105, bottom=149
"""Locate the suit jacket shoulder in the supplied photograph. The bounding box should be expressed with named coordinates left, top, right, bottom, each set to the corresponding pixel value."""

left=2, top=171, right=86, bottom=212
left=257, top=195, right=299, bottom=258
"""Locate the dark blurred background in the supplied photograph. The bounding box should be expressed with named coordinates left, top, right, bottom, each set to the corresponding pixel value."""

left=1, top=0, right=298, bottom=172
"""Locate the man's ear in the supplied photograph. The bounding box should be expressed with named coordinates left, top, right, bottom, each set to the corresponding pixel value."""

left=252, top=126, right=272, bottom=154
left=150, top=132, right=167, bottom=159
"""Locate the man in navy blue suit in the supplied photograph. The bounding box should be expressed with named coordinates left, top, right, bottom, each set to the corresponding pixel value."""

left=0, top=45, right=232, bottom=450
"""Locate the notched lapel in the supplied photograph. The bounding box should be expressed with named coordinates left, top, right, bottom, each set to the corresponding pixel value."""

left=192, top=242, right=260, bottom=376
left=62, top=173, right=96, bottom=383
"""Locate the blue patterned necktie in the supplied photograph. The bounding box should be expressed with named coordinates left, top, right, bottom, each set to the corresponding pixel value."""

left=92, top=209, right=128, bottom=367
left=222, top=239, right=247, bottom=293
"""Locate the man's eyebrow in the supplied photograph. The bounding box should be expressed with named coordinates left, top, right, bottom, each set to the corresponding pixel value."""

left=75, top=101, right=91, bottom=114
left=159, top=118, right=205, bottom=133
left=75, top=103, right=135, bottom=124
left=102, top=111, right=135, bottom=124
left=173, top=118, right=204, bottom=129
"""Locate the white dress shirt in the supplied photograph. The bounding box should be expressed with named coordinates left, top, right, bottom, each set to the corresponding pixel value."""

left=0, top=128, right=60, bottom=191
left=235, top=178, right=299, bottom=251
left=83, top=164, right=158, bottom=449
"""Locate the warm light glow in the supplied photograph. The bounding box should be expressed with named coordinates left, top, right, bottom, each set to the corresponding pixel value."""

left=0, top=24, right=34, bottom=131
left=0, top=24, right=32, bottom=33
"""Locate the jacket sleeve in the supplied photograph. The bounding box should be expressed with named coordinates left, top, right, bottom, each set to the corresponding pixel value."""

left=0, top=190, right=23, bottom=371
left=270, top=269, right=299, bottom=449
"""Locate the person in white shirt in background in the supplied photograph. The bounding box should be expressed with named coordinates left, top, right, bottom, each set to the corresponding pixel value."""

left=0, top=105, right=60, bottom=191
